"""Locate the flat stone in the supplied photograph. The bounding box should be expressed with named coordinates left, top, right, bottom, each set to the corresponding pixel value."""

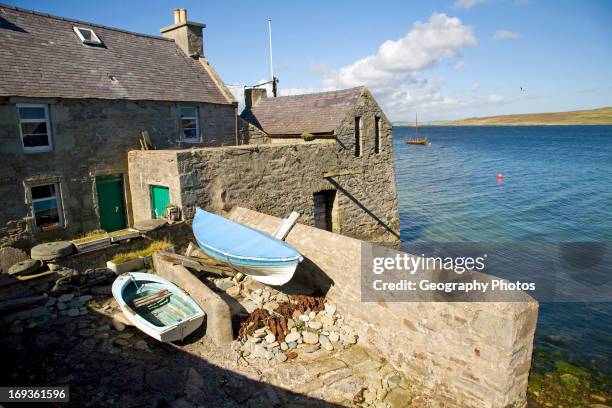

left=299, top=314, right=310, bottom=322
left=78, top=328, right=96, bottom=337
left=58, top=293, right=75, bottom=303
left=309, top=320, right=323, bottom=330
left=329, top=332, right=340, bottom=342
left=287, top=342, right=297, bottom=349
left=275, top=352, right=288, bottom=362
left=263, top=301, right=279, bottom=311
left=265, top=333, right=276, bottom=344
left=66, top=308, right=79, bottom=317
left=285, top=332, right=301, bottom=343
left=303, top=344, right=320, bottom=353
left=302, top=331, right=319, bottom=344
left=31, top=241, right=74, bottom=261
left=47, top=263, right=62, bottom=271
left=78, top=295, right=93, bottom=303
left=45, top=297, right=57, bottom=307
left=341, top=334, right=357, bottom=344
left=8, top=259, right=43, bottom=276
left=267, top=342, right=280, bottom=349
left=280, top=342, right=288, bottom=351
left=319, top=334, right=333, bottom=351
left=0, top=247, right=29, bottom=274
left=90, top=286, right=111, bottom=295
left=226, top=285, right=241, bottom=297
left=325, top=303, right=337, bottom=315
left=114, top=338, right=129, bottom=347
left=243, top=300, right=258, bottom=313
left=215, top=280, right=234, bottom=291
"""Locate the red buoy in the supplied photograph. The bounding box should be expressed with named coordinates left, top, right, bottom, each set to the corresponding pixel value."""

left=497, top=173, right=503, bottom=183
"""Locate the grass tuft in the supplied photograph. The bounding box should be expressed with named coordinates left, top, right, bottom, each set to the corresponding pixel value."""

left=111, top=239, right=173, bottom=264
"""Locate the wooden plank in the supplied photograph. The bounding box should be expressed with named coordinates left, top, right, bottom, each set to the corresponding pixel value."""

left=0, top=295, right=47, bottom=314
left=273, top=211, right=301, bottom=240
left=132, top=289, right=171, bottom=308
left=160, top=252, right=235, bottom=277
left=323, top=168, right=364, bottom=178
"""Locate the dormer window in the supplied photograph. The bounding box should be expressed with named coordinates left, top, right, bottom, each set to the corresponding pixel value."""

left=73, top=26, right=102, bottom=45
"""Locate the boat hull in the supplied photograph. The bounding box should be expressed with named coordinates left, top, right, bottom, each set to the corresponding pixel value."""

left=112, top=272, right=205, bottom=342
left=192, top=208, right=303, bottom=286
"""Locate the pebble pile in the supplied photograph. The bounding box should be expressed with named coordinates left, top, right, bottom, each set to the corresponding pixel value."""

left=228, top=285, right=358, bottom=363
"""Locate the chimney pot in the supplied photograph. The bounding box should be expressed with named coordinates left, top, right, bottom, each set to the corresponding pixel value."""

left=173, top=9, right=181, bottom=24
left=179, top=8, right=187, bottom=23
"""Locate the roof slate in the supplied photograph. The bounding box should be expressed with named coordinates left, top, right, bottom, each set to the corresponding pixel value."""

left=0, top=5, right=231, bottom=104
left=241, top=87, right=364, bottom=135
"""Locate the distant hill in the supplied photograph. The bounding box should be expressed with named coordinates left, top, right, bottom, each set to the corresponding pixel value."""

left=394, top=107, right=612, bottom=126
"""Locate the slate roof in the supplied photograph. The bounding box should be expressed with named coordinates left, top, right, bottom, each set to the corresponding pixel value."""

left=241, top=87, right=364, bottom=135
left=0, top=4, right=231, bottom=104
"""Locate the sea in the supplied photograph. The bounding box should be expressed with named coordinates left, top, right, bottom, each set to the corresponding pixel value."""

left=393, top=125, right=612, bottom=376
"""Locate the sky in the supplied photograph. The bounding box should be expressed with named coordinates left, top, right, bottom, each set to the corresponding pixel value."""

left=8, top=0, right=612, bottom=121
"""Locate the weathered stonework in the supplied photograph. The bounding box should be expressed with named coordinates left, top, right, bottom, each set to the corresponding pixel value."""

left=228, top=207, right=539, bottom=408
left=129, top=89, right=400, bottom=243
left=0, top=97, right=236, bottom=248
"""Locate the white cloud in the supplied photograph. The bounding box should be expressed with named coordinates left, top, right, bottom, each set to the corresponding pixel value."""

left=312, top=13, right=479, bottom=120
left=453, top=0, right=490, bottom=9
left=454, top=60, right=467, bottom=69
left=491, top=30, right=521, bottom=41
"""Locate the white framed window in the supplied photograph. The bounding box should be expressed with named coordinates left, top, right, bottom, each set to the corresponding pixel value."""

left=73, top=26, right=103, bottom=45
left=180, top=106, right=200, bottom=142
left=17, top=104, right=53, bottom=153
left=30, top=183, right=64, bottom=231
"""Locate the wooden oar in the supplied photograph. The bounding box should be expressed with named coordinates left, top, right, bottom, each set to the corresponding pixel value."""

left=132, top=289, right=171, bottom=308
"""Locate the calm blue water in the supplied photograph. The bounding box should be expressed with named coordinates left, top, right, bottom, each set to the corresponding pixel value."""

left=394, top=125, right=612, bottom=374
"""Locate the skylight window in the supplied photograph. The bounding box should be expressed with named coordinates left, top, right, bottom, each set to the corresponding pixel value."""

left=73, top=26, right=102, bottom=45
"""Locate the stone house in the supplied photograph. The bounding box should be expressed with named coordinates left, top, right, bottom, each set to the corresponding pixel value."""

left=0, top=5, right=237, bottom=247
left=129, top=87, right=400, bottom=243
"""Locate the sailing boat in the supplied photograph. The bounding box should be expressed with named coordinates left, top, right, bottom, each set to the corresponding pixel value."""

left=405, top=113, right=429, bottom=145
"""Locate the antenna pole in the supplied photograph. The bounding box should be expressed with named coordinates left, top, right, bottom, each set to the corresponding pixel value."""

left=267, top=18, right=277, bottom=97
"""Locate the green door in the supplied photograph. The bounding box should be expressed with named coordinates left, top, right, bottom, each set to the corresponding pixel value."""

left=150, top=185, right=170, bottom=219
left=96, top=175, right=127, bottom=232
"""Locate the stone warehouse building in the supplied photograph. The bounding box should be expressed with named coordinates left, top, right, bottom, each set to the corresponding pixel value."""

left=0, top=4, right=400, bottom=247
left=129, top=87, right=400, bottom=243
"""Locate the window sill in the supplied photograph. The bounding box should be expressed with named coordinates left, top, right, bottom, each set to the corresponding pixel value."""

left=23, top=147, right=53, bottom=154
left=181, top=139, right=201, bottom=144
left=38, top=223, right=64, bottom=232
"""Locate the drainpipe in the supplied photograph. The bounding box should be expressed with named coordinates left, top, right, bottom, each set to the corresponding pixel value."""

left=234, top=104, right=239, bottom=145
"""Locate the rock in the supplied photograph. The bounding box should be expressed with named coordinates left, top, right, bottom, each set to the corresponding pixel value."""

left=112, top=319, right=126, bottom=332
left=388, top=374, right=401, bottom=386
left=560, top=373, right=580, bottom=388
left=57, top=302, right=67, bottom=311
left=329, top=332, right=340, bottom=342
left=243, top=300, right=258, bottom=313
left=248, top=336, right=261, bottom=344
left=309, top=311, right=316, bottom=319
left=265, top=333, right=276, bottom=344
left=0, top=247, right=29, bottom=273
left=275, top=352, right=288, bottom=362
left=215, top=280, right=234, bottom=291
left=58, top=293, right=75, bottom=303
left=364, top=389, right=377, bottom=404
left=91, top=285, right=111, bottom=295
left=133, top=219, right=167, bottom=233
left=263, top=301, right=279, bottom=311
left=319, top=334, right=333, bottom=351
left=226, top=285, right=241, bottom=297
left=384, top=387, right=413, bottom=408
left=47, top=263, right=61, bottom=271
left=30, top=241, right=74, bottom=261
left=114, top=338, right=129, bottom=347
left=299, top=314, right=310, bottom=322
left=253, top=344, right=273, bottom=360
left=285, top=332, right=301, bottom=343
left=341, top=334, right=357, bottom=344
left=78, top=295, right=93, bottom=303
left=267, top=342, right=280, bottom=350
left=325, top=303, right=337, bottom=315
left=45, top=297, right=57, bottom=307
left=308, top=321, right=323, bottom=330
left=280, top=342, right=288, bottom=351
left=66, top=308, right=79, bottom=317
left=8, top=258, right=43, bottom=276
left=234, top=272, right=245, bottom=282
left=303, top=344, right=320, bottom=353
left=287, top=341, right=297, bottom=349
left=145, top=367, right=185, bottom=399
left=302, top=331, right=319, bottom=345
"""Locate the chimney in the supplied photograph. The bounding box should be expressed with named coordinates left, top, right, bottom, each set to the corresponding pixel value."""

left=245, top=88, right=267, bottom=109
left=160, top=8, right=206, bottom=58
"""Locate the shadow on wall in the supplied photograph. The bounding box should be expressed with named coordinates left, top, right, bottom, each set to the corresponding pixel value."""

left=0, top=307, right=344, bottom=407
left=326, top=178, right=400, bottom=240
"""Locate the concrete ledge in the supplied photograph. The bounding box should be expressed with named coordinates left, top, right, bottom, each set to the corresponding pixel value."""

left=152, top=251, right=233, bottom=346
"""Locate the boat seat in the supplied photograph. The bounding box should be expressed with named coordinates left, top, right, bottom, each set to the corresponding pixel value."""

left=131, top=289, right=171, bottom=309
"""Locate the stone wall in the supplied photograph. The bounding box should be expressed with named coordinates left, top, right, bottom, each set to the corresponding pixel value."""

left=0, top=97, right=235, bottom=248
left=227, top=207, right=539, bottom=408
left=129, top=89, right=400, bottom=244
left=129, top=140, right=400, bottom=243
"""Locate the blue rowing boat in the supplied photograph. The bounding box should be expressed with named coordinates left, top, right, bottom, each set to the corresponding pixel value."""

left=192, top=208, right=303, bottom=286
